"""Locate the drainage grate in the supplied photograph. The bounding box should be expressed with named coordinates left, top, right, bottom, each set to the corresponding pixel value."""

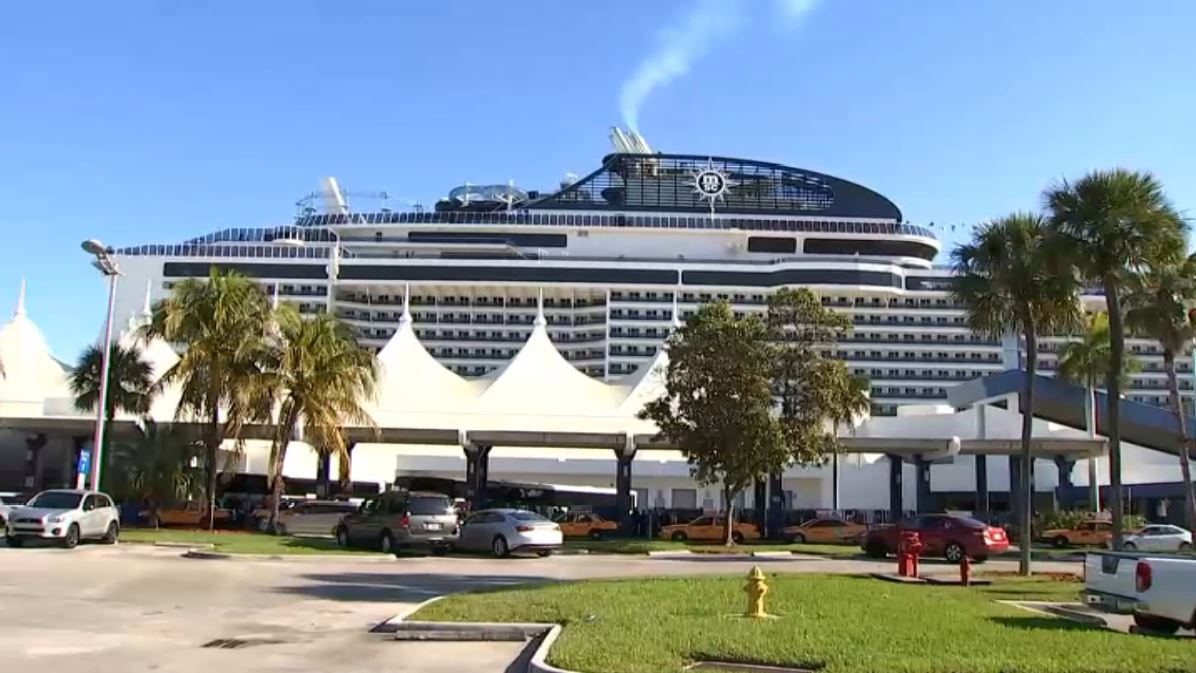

left=201, top=638, right=285, bottom=649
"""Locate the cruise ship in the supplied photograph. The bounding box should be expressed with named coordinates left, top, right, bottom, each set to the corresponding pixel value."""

left=109, top=129, right=1194, bottom=416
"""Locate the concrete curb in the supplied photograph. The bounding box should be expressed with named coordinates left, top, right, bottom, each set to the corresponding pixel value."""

left=647, top=550, right=693, bottom=557
left=151, top=541, right=216, bottom=549
left=390, top=596, right=575, bottom=673
left=750, top=551, right=794, bottom=558
left=177, top=550, right=393, bottom=562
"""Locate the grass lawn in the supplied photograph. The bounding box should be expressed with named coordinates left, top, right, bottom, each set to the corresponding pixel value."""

left=563, top=539, right=861, bottom=557
left=414, top=573, right=1196, bottom=673
left=120, top=528, right=383, bottom=555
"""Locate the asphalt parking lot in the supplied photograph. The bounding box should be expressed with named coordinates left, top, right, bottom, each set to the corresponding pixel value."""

left=0, top=541, right=1081, bottom=673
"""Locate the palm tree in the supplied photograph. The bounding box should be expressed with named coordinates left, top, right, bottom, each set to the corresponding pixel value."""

left=1046, top=168, right=1187, bottom=549
left=69, top=342, right=158, bottom=491
left=1126, top=255, right=1196, bottom=534
left=263, top=307, right=377, bottom=532
left=107, top=421, right=203, bottom=528
left=143, top=269, right=274, bottom=530
left=952, top=213, right=1081, bottom=575
left=1056, top=312, right=1140, bottom=511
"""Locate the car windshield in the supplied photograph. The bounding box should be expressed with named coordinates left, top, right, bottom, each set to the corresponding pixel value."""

left=509, top=511, right=548, bottom=521
left=27, top=492, right=82, bottom=509
left=407, top=496, right=453, bottom=515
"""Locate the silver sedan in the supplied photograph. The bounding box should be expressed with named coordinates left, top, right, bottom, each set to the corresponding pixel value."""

left=454, top=509, right=563, bottom=558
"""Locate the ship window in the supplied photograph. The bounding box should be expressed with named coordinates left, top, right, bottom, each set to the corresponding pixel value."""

left=747, top=237, right=797, bottom=254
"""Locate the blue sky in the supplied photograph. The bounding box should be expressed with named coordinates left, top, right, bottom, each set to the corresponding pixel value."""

left=2, top=1, right=1194, bottom=359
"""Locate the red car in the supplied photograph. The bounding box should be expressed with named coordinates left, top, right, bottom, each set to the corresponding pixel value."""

left=860, top=514, right=1008, bottom=562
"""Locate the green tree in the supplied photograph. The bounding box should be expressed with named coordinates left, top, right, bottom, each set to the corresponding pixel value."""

left=766, top=288, right=870, bottom=509
left=1056, top=312, right=1139, bottom=512
left=640, top=302, right=787, bottom=546
left=143, top=269, right=274, bottom=530
left=1046, top=168, right=1187, bottom=549
left=107, top=421, right=203, bottom=528
left=1126, top=255, right=1196, bottom=533
left=263, top=307, right=378, bottom=532
left=952, top=213, right=1081, bottom=575
left=69, top=342, right=158, bottom=491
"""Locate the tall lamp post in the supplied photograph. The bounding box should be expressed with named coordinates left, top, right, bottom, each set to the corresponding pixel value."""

left=82, top=239, right=121, bottom=492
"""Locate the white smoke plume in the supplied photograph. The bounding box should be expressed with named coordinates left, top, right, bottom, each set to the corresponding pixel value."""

left=619, top=0, right=819, bottom=133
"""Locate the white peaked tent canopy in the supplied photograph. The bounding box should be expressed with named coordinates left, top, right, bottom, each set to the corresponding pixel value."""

left=366, top=290, right=660, bottom=437
left=117, top=281, right=183, bottom=422
left=0, top=281, right=72, bottom=416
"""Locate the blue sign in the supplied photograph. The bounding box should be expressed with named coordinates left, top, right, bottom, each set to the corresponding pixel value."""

left=76, top=449, right=91, bottom=481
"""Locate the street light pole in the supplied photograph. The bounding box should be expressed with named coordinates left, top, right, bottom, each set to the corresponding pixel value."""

left=82, top=240, right=121, bottom=492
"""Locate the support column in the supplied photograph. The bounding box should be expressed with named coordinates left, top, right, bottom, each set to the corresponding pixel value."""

left=753, top=479, right=767, bottom=534
left=316, top=453, right=332, bottom=498
left=915, top=457, right=932, bottom=513
left=974, top=455, right=990, bottom=520
left=23, top=433, right=46, bottom=491
left=1008, top=455, right=1022, bottom=523
left=463, top=444, right=492, bottom=510
left=1054, top=456, right=1075, bottom=511
left=887, top=455, right=904, bottom=522
left=614, top=443, right=636, bottom=534
left=767, top=472, right=784, bottom=539
left=831, top=452, right=840, bottom=511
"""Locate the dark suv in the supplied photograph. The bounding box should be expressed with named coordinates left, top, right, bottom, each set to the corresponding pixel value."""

left=334, top=491, right=458, bottom=555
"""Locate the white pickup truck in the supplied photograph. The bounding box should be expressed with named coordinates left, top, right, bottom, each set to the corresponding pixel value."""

left=1084, top=550, right=1196, bottom=634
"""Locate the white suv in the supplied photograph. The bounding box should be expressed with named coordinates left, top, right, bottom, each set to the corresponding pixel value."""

left=5, top=489, right=120, bottom=548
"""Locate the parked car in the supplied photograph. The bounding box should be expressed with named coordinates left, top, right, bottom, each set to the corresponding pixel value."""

left=554, top=511, right=619, bottom=539
left=1119, top=524, right=1192, bottom=552
left=267, top=500, right=359, bottom=536
left=0, top=492, right=30, bottom=529
left=1085, top=550, right=1196, bottom=634
left=782, top=518, right=867, bottom=544
left=5, top=489, right=120, bottom=548
left=334, top=490, right=458, bottom=554
left=143, top=501, right=231, bottom=528
left=659, top=516, right=761, bottom=543
left=861, top=514, right=1008, bottom=562
left=1041, top=520, right=1115, bottom=548
left=456, top=509, right=563, bottom=557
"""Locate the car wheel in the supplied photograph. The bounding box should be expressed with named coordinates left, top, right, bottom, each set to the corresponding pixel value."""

left=588, top=529, right=604, bottom=540
left=864, top=539, right=888, bottom=559
left=536, top=550, right=553, bottom=558
left=1134, top=613, right=1182, bottom=635
left=791, top=533, right=807, bottom=544
left=1123, top=542, right=1136, bottom=551
left=670, top=531, right=688, bottom=542
left=944, top=541, right=965, bottom=563
left=335, top=526, right=350, bottom=548
left=102, top=522, right=119, bottom=545
left=1052, top=536, right=1069, bottom=549
left=63, top=524, right=80, bottom=549
left=732, top=531, right=745, bottom=544
left=491, top=536, right=509, bottom=558
left=5, top=536, right=23, bottom=548
left=379, top=530, right=395, bottom=554
left=1179, top=542, right=1191, bottom=552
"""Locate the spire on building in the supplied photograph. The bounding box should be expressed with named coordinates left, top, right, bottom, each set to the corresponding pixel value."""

left=400, top=283, right=412, bottom=324
left=14, top=278, right=26, bottom=317
left=534, top=287, right=546, bottom=328
left=141, top=279, right=153, bottom=319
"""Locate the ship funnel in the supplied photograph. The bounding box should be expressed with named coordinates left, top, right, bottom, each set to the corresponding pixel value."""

left=320, top=177, right=350, bottom=215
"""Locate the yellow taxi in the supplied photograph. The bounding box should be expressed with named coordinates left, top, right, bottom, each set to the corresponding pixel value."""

left=781, top=518, right=867, bottom=544
left=659, top=515, right=761, bottom=543
left=554, top=512, right=620, bottom=539
left=1041, top=520, right=1115, bottom=547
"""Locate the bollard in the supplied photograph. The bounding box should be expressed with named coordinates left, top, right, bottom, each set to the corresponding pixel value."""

left=960, top=554, right=972, bottom=587
left=899, top=531, right=922, bottom=579
left=744, top=566, right=770, bottom=618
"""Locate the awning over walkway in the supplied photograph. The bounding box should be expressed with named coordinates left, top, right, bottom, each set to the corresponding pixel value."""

left=948, top=369, right=1195, bottom=458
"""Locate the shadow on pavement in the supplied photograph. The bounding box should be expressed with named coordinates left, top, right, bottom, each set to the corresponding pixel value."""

left=988, top=615, right=1098, bottom=632
left=274, top=572, right=554, bottom=603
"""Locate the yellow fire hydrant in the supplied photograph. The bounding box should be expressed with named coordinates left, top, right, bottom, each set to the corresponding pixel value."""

left=744, top=566, right=770, bottom=618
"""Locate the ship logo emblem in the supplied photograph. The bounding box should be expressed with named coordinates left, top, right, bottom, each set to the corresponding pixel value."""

left=691, top=159, right=729, bottom=214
